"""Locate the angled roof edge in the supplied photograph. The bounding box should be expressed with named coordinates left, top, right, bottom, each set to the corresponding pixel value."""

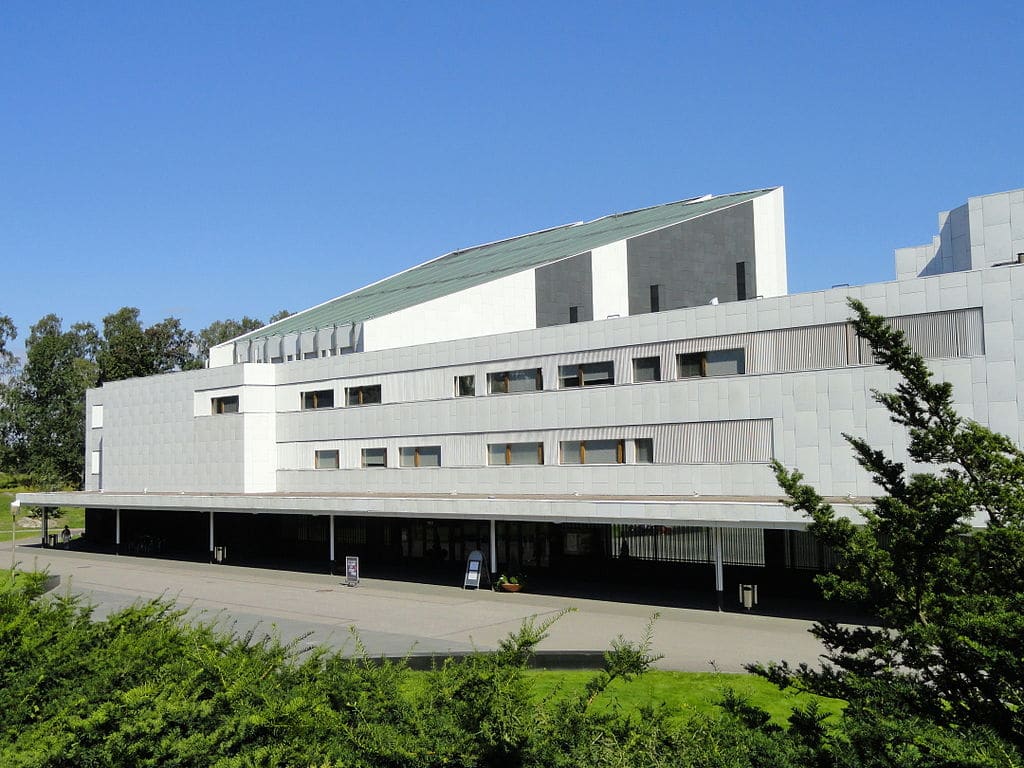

left=225, top=187, right=778, bottom=346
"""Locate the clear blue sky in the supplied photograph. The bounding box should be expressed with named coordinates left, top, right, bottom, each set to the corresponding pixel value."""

left=2, top=2, right=1022, bottom=351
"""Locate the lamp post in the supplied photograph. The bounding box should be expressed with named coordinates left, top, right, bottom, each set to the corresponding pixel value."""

left=10, top=499, right=19, bottom=571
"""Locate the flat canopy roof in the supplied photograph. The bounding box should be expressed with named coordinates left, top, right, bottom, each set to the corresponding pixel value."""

left=18, top=488, right=875, bottom=529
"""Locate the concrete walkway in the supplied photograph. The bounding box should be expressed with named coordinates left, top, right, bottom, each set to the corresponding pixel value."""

left=5, top=543, right=829, bottom=673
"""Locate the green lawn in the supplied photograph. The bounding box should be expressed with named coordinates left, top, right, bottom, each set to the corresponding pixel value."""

left=524, top=669, right=843, bottom=725
left=1, top=490, right=84, bottom=544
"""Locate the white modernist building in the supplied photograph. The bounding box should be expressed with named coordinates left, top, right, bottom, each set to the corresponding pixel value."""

left=20, top=186, right=1024, bottom=606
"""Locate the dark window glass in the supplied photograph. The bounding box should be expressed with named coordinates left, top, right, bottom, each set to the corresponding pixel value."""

left=361, top=448, right=387, bottom=468
left=569, top=306, right=579, bottom=323
left=455, top=375, right=475, bottom=397
left=635, top=438, right=654, bottom=463
left=400, top=446, right=441, bottom=467
left=560, top=439, right=624, bottom=465
left=650, top=284, right=661, bottom=312
left=487, top=442, right=544, bottom=465
left=558, top=361, right=614, bottom=388
left=632, top=356, right=661, bottom=383
left=315, top=450, right=339, bottom=469
left=346, top=385, right=382, bottom=406
left=212, top=396, right=239, bottom=414
left=487, top=369, right=543, bottom=394
left=676, top=348, right=746, bottom=378
left=302, top=389, right=334, bottom=409
left=736, top=262, right=747, bottom=301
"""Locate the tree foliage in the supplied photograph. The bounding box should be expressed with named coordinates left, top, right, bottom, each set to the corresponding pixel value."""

left=0, top=315, right=99, bottom=487
left=752, top=298, right=1024, bottom=764
left=0, top=572, right=814, bottom=768
left=0, top=307, right=289, bottom=484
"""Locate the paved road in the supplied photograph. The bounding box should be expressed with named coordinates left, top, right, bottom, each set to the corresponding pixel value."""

left=5, top=543, right=829, bottom=673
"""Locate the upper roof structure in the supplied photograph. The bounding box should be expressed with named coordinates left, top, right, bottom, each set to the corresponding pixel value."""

left=234, top=188, right=777, bottom=343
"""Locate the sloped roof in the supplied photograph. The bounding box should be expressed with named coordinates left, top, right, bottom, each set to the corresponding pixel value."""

left=235, top=188, right=775, bottom=342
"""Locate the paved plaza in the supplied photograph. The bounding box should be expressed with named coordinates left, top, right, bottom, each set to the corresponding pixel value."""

left=5, top=542, right=830, bottom=673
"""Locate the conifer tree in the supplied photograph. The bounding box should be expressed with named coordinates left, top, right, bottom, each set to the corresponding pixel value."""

left=759, top=298, right=1024, bottom=758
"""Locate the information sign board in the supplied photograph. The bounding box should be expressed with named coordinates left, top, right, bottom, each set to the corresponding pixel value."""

left=463, top=550, right=489, bottom=589
left=345, top=555, right=360, bottom=587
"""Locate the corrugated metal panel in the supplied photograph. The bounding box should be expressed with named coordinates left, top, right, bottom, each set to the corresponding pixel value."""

left=859, top=308, right=984, bottom=362
left=612, top=525, right=765, bottom=565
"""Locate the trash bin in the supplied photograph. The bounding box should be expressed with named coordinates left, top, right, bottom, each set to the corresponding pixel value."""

left=739, top=584, right=758, bottom=610
left=48, top=533, right=58, bottom=548
left=213, top=545, right=227, bottom=563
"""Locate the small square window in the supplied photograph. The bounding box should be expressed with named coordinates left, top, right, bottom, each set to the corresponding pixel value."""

left=211, top=395, right=239, bottom=414
left=635, top=438, right=654, bottom=463
left=632, top=356, right=661, bottom=383
left=455, top=375, right=475, bottom=397
left=361, top=447, right=387, bottom=468
left=315, top=449, right=339, bottom=469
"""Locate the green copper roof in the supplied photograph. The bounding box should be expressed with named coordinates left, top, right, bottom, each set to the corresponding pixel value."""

left=236, top=188, right=775, bottom=342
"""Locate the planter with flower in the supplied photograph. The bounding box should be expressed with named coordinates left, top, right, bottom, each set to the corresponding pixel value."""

left=495, top=574, right=524, bottom=593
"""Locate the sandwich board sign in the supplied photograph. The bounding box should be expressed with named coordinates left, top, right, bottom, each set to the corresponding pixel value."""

left=345, top=555, right=360, bottom=587
left=463, top=550, right=489, bottom=590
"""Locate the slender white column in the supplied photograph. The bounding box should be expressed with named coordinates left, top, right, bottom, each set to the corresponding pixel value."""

left=713, top=526, right=724, bottom=611
left=115, top=508, right=121, bottom=554
left=489, top=519, right=497, bottom=574
left=209, top=511, right=215, bottom=562
left=329, top=514, right=336, bottom=572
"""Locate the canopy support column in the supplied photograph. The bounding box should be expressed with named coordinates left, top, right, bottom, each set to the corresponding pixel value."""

left=329, top=514, right=336, bottom=575
left=713, top=526, right=724, bottom=611
left=489, top=519, right=497, bottom=576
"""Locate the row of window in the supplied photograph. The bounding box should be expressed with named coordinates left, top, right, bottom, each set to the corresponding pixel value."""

left=457, top=349, right=744, bottom=398
left=313, top=439, right=655, bottom=470
left=212, top=349, right=744, bottom=416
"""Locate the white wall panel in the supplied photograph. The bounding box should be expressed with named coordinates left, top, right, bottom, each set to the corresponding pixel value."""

left=363, top=270, right=537, bottom=352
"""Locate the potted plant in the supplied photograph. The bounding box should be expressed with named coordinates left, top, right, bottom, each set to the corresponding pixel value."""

left=496, top=574, right=523, bottom=592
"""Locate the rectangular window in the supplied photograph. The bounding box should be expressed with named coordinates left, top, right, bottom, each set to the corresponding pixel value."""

left=736, top=261, right=747, bottom=301
left=346, top=384, right=382, bottom=406
left=90, top=450, right=101, bottom=475
left=487, top=442, right=545, bottom=466
left=455, top=375, right=476, bottom=397
left=303, top=351, right=318, bottom=360
left=315, top=450, right=339, bottom=469
left=91, top=405, right=103, bottom=428
left=361, top=447, right=387, bottom=468
left=677, top=348, right=746, bottom=378
left=487, top=368, right=543, bottom=394
left=569, top=305, right=579, bottom=323
left=399, top=446, right=441, bottom=468
left=301, top=389, right=334, bottom=410
left=635, top=438, right=654, bottom=464
left=632, top=356, right=661, bottom=383
left=560, top=439, right=625, bottom=465
left=211, top=395, right=239, bottom=414
left=650, top=284, right=661, bottom=312
left=558, top=361, right=614, bottom=388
